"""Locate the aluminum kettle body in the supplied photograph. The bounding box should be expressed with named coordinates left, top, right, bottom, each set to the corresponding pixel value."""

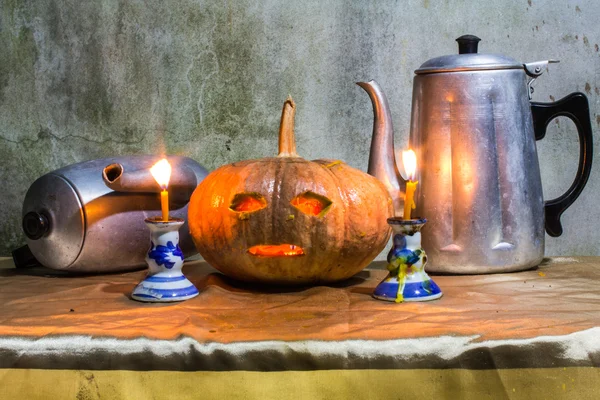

left=17, top=155, right=208, bottom=273
left=411, top=69, right=546, bottom=273
left=409, top=36, right=593, bottom=274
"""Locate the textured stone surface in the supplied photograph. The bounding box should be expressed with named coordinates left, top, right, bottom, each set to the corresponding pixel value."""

left=1, top=0, right=598, bottom=258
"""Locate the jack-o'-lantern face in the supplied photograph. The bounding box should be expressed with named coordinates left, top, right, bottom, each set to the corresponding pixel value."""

left=224, top=165, right=341, bottom=260
left=188, top=97, right=393, bottom=284
left=227, top=190, right=333, bottom=257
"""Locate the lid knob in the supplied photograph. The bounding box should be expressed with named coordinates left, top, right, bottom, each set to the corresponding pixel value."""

left=23, top=211, right=50, bottom=240
left=456, top=34, right=481, bottom=54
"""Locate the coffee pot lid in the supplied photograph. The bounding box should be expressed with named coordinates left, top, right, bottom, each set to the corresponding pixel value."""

left=415, top=35, right=523, bottom=74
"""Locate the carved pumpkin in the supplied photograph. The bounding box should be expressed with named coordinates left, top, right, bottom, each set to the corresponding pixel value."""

left=188, top=97, right=393, bottom=284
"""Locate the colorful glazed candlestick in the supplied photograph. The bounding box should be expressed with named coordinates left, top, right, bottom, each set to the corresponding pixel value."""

left=131, top=217, right=199, bottom=302
left=373, top=217, right=442, bottom=303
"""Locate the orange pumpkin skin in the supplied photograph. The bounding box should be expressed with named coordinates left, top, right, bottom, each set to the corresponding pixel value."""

left=188, top=156, right=393, bottom=284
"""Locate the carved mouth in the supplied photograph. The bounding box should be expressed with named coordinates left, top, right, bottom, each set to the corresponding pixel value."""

left=248, top=244, right=305, bottom=257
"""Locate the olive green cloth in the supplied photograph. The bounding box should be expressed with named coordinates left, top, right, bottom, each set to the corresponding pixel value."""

left=1, top=368, right=599, bottom=400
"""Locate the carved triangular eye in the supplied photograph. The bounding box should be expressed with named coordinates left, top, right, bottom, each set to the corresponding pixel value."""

left=291, top=191, right=332, bottom=216
left=230, top=193, right=267, bottom=213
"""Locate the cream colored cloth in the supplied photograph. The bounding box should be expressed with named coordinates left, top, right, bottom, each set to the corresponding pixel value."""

left=0, top=257, right=599, bottom=371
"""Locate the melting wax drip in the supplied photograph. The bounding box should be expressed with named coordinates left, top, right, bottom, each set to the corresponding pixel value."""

left=387, top=246, right=423, bottom=303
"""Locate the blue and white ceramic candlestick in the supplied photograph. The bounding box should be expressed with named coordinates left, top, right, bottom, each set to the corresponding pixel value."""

left=131, top=217, right=199, bottom=302
left=373, top=217, right=442, bottom=303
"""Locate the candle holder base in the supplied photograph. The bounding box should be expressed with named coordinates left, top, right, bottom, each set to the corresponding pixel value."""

left=131, top=218, right=199, bottom=303
left=373, top=217, right=442, bottom=303
left=131, top=276, right=199, bottom=302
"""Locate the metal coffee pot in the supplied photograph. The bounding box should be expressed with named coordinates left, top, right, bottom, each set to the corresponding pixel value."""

left=13, top=156, right=208, bottom=273
left=359, top=35, right=593, bottom=274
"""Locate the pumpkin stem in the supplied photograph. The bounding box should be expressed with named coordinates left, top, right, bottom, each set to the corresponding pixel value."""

left=278, top=96, right=299, bottom=157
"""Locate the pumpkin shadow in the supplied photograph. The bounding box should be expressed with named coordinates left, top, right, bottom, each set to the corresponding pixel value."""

left=349, top=286, right=376, bottom=296
left=204, top=271, right=369, bottom=294
left=327, top=271, right=369, bottom=288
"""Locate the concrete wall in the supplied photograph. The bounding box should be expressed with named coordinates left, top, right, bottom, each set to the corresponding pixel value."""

left=1, top=0, right=599, bottom=258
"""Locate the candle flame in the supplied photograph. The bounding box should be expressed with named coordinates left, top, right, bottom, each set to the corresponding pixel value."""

left=150, top=158, right=172, bottom=189
left=402, top=150, right=417, bottom=181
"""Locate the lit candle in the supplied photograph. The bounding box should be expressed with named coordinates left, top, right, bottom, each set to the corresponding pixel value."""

left=402, top=149, right=418, bottom=220
left=150, top=159, right=172, bottom=221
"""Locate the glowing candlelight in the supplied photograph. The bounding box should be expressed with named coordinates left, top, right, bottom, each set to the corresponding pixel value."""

left=402, top=149, right=418, bottom=220
left=150, top=159, right=172, bottom=221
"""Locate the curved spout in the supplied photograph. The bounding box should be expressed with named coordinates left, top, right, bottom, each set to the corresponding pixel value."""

left=103, top=162, right=199, bottom=195
left=357, top=80, right=405, bottom=214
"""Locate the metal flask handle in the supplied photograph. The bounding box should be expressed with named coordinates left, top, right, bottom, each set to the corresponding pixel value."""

left=531, top=92, right=594, bottom=237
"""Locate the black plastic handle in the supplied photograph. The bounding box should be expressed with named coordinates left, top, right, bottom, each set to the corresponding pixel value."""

left=532, top=92, right=593, bottom=237
left=11, top=245, right=42, bottom=268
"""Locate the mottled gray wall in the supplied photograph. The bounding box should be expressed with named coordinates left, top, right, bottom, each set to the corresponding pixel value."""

left=1, top=0, right=599, bottom=257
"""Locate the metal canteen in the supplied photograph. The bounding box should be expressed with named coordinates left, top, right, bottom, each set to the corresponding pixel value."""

left=14, top=155, right=208, bottom=273
left=359, top=34, right=593, bottom=274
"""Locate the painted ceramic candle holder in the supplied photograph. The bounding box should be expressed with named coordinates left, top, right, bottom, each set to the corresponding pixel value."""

left=373, top=217, right=442, bottom=303
left=131, top=217, right=199, bottom=302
